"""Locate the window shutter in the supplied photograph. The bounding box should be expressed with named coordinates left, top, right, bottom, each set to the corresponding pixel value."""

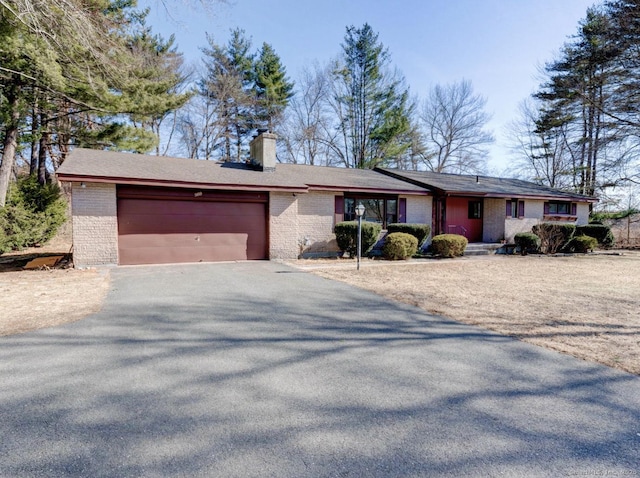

left=518, top=200, right=525, bottom=217
left=399, top=198, right=407, bottom=223
left=334, top=196, right=344, bottom=225
left=544, top=202, right=550, bottom=214
left=506, top=200, right=512, bottom=217
left=571, top=203, right=577, bottom=216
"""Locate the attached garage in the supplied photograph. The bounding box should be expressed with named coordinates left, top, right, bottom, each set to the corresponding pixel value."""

left=57, top=136, right=431, bottom=268
left=117, top=186, right=268, bottom=265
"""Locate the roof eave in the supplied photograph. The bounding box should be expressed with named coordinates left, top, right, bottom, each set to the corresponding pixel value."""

left=55, top=174, right=309, bottom=193
left=307, top=184, right=430, bottom=195
left=373, top=168, right=442, bottom=194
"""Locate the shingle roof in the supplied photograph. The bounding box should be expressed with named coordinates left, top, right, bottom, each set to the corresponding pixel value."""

left=376, top=168, right=597, bottom=202
left=56, top=149, right=427, bottom=195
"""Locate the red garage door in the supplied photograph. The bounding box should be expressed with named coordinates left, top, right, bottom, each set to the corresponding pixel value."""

left=117, top=186, right=268, bottom=265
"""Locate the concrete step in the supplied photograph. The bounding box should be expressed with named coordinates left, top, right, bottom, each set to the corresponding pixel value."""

left=464, top=243, right=502, bottom=256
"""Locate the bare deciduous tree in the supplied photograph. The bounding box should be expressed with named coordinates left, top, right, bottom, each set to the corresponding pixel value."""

left=278, top=63, right=338, bottom=166
left=419, top=79, right=493, bottom=174
left=506, top=98, right=574, bottom=188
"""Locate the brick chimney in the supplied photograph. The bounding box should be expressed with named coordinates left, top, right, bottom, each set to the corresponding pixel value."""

left=250, top=130, right=277, bottom=172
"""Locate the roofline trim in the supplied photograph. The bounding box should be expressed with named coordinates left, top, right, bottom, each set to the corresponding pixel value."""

left=439, top=191, right=598, bottom=202
left=374, top=167, right=598, bottom=202
left=55, top=174, right=310, bottom=193
left=307, top=184, right=430, bottom=195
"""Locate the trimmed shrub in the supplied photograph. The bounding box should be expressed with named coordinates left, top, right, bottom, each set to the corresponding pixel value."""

left=334, top=221, right=382, bottom=257
left=382, top=232, right=418, bottom=260
left=514, top=232, right=540, bottom=255
left=566, top=234, right=598, bottom=253
left=431, top=234, right=468, bottom=258
left=532, top=223, right=575, bottom=254
left=575, top=224, right=614, bottom=248
left=0, top=176, right=67, bottom=254
left=386, top=223, right=431, bottom=247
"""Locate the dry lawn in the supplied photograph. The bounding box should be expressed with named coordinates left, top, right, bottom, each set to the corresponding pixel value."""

left=300, top=253, right=640, bottom=376
left=0, top=268, right=110, bottom=336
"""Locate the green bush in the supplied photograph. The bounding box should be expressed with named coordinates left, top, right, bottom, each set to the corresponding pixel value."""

left=575, top=224, right=614, bottom=248
left=514, top=232, right=540, bottom=255
left=382, top=232, right=418, bottom=260
left=334, top=221, right=382, bottom=257
left=386, top=223, right=431, bottom=248
left=532, top=223, right=575, bottom=254
left=0, top=176, right=67, bottom=254
left=431, top=234, right=468, bottom=258
left=566, top=234, right=598, bottom=253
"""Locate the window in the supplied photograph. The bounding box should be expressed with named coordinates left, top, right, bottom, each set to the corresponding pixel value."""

left=544, top=201, right=572, bottom=215
left=468, top=201, right=482, bottom=219
left=506, top=199, right=525, bottom=218
left=344, top=196, right=399, bottom=228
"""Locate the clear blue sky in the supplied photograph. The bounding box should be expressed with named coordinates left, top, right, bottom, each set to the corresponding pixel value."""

left=139, top=0, right=597, bottom=173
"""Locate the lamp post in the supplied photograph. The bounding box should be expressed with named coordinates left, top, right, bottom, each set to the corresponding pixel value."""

left=355, top=202, right=365, bottom=270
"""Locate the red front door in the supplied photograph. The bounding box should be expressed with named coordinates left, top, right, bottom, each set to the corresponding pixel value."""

left=444, top=197, right=483, bottom=242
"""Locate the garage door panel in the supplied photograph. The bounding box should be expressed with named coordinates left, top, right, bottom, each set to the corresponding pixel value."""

left=118, top=232, right=250, bottom=248
left=119, top=244, right=251, bottom=265
left=119, top=213, right=267, bottom=235
left=117, top=193, right=268, bottom=265
left=119, top=199, right=264, bottom=217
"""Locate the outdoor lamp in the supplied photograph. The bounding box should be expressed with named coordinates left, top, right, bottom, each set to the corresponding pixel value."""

left=355, top=203, right=365, bottom=270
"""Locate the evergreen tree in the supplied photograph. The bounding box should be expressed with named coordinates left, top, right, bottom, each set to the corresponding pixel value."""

left=0, top=1, right=192, bottom=205
left=254, top=42, right=294, bottom=132
left=120, top=26, right=192, bottom=155
left=200, top=28, right=256, bottom=162
left=534, top=8, right=619, bottom=196
left=333, top=23, right=412, bottom=169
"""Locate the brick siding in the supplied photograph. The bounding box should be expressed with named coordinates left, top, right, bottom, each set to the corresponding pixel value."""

left=297, top=192, right=340, bottom=256
left=483, top=198, right=505, bottom=242
left=405, top=195, right=431, bottom=225
left=269, top=192, right=299, bottom=259
left=71, top=182, right=118, bottom=267
left=270, top=192, right=433, bottom=259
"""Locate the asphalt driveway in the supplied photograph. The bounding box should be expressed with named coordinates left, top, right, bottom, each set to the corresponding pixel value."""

left=1, top=261, right=639, bottom=477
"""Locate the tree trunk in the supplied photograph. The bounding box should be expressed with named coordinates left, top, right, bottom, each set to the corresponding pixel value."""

left=0, top=86, right=21, bottom=207
left=30, top=104, right=39, bottom=176
left=38, top=126, right=49, bottom=186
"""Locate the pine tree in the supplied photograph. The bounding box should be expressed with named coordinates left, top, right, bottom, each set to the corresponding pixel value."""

left=0, top=0, right=192, bottom=205
left=535, top=8, right=618, bottom=196
left=333, top=24, right=412, bottom=169
left=254, top=42, right=294, bottom=132
left=200, top=29, right=256, bottom=162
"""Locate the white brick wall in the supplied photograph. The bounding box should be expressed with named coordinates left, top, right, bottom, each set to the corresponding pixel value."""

left=490, top=199, right=589, bottom=242
left=405, top=195, right=431, bottom=225
left=504, top=200, right=543, bottom=242
left=297, top=192, right=340, bottom=256
left=269, top=192, right=299, bottom=259
left=71, top=182, right=118, bottom=267
left=576, top=203, right=590, bottom=225
left=270, top=192, right=433, bottom=259
left=483, top=198, right=505, bottom=242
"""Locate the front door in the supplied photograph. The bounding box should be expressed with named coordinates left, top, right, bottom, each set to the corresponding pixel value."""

left=444, top=197, right=483, bottom=242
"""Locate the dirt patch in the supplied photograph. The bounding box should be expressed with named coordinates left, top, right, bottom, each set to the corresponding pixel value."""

left=294, top=252, right=640, bottom=376
left=1, top=231, right=110, bottom=336
left=0, top=267, right=110, bottom=336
